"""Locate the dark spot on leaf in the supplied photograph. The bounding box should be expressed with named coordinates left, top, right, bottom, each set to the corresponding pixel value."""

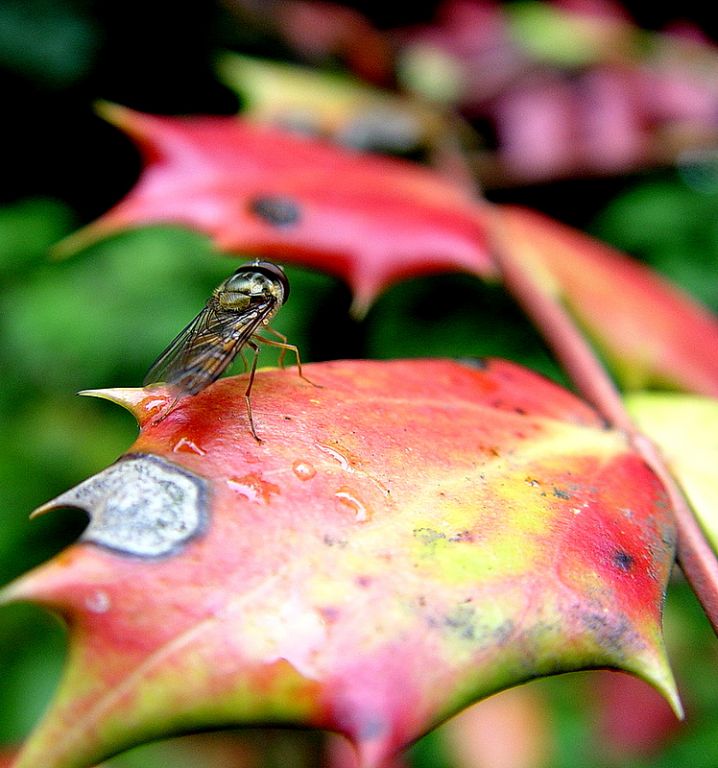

left=249, top=195, right=301, bottom=227
left=413, top=527, right=447, bottom=544
left=613, top=550, right=634, bottom=572
left=443, top=604, right=479, bottom=641
left=455, top=356, right=490, bottom=370
left=356, top=575, right=372, bottom=588
left=582, top=610, right=631, bottom=652
left=661, top=525, right=677, bottom=549
left=553, top=487, right=571, bottom=500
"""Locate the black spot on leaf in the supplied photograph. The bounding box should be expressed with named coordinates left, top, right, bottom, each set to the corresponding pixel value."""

left=456, top=357, right=490, bottom=370
left=249, top=196, right=301, bottom=227
left=613, top=550, right=634, bottom=572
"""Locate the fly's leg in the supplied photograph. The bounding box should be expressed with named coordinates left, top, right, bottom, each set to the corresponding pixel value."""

left=244, top=340, right=262, bottom=442
left=257, top=331, right=320, bottom=388
left=267, top=327, right=290, bottom=369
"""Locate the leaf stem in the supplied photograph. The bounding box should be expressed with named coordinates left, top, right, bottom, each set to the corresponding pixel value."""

left=489, top=207, right=718, bottom=635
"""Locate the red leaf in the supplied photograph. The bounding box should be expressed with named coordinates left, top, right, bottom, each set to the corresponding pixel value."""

left=65, top=104, right=495, bottom=314
left=593, top=670, right=680, bottom=757
left=497, top=206, right=718, bottom=396
left=63, top=105, right=718, bottom=397
left=2, top=359, right=679, bottom=768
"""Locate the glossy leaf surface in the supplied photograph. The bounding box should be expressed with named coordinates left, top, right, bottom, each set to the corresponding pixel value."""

left=2, top=359, right=678, bottom=768
left=62, top=104, right=495, bottom=314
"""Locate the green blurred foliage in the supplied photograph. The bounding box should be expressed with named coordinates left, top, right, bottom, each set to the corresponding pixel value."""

left=591, top=171, right=718, bottom=313
left=366, top=275, right=567, bottom=384
left=0, top=0, right=99, bottom=88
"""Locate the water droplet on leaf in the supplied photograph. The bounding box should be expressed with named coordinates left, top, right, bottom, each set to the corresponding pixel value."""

left=316, top=443, right=352, bottom=470
left=227, top=473, right=280, bottom=504
left=173, top=437, right=206, bottom=456
left=335, top=487, right=371, bottom=522
left=292, top=460, right=317, bottom=481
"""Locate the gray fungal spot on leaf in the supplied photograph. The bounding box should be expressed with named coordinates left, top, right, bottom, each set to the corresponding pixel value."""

left=249, top=195, right=301, bottom=227
left=40, top=454, right=207, bottom=557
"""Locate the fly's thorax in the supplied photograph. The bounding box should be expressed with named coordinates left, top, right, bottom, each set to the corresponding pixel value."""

left=215, top=290, right=252, bottom=311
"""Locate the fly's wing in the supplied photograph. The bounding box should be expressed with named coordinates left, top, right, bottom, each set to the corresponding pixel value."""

left=143, top=297, right=274, bottom=395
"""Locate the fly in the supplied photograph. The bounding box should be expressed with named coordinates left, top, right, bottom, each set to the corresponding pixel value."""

left=144, top=260, right=309, bottom=440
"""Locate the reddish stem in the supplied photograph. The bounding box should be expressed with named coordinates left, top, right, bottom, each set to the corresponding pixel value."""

left=489, top=208, right=718, bottom=635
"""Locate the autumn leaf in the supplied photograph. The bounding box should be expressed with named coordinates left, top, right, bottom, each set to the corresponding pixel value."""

left=59, top=104, right=495, bottom=315
left=397, top=1, right=718, bottom=183
left=57, top=106, right=718, bottom=398
left=494, top=206, right=718, bottom=397
left=2, top=359, right=679, bottom=768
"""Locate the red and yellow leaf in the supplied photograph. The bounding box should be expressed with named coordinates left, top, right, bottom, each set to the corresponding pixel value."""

left=2, top=359, right=679, bottom=768
left=61, top=104, right=495, bottom=315
left=216, top=52, right=451, bottom=156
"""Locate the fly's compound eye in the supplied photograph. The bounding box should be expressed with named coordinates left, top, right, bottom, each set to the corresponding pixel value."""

left=229, top=260, right=290, bottom=302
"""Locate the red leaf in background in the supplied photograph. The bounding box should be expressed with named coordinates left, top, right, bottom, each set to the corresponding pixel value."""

left=274, top=0, right=393, bottom=84
left=64, top=104, right=495, bottom=314
left=62, top=105, right=718, bottom=396
left=593, top=670, right=681, bottom=758
left=496, top=206, right=718, bottom=396
left=397, top=0, right=718, bottom=183
left=2, top=359, right=679, bottom=768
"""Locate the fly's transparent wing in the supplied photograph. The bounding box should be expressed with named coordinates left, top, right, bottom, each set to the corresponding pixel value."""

left=143, top=307, right=209, bottom=386
left=144, top=297, right=274, bottom=395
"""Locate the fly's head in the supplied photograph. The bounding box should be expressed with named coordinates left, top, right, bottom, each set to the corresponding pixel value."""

left=218, top=261, right=289, bottom=311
